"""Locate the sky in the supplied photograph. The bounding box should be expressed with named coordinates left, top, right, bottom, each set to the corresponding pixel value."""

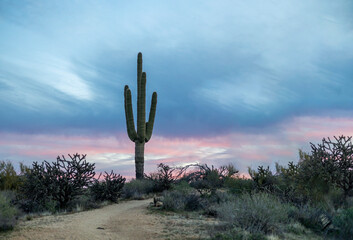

left=1, top=0, right=353, bottom=178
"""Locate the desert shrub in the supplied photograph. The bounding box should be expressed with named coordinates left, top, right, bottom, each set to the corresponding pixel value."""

left=19, top=153, right=95, bottom=211
left=122, top=179, right=154, bottom=199
left=181, top=164, right=238, bottom=195
left=91, top=170, right=126, bottom=203
left=331, top=207, right=353, bottom=239
left=248, top=166, right=276, bottom=193
left=224, top=177, right=254, bottom=194
left=162, top=189, right=202, bottom=211
left=216, top=192, right=290, bottom=234
left=273, top=161, right=309, bottom=205
left=145, top=163, right=177, bottom=192
left=17, top=161, right=52, bottom=212
left=171, top=180, right=193, bottom=193
left=309, top=136, right=353, bottom=200
left=209, top=190, right=234, bottom=204
left=0, top=161, right=21, bottom=191
left=289, top=204, right=331, bottom=233
left=204, top=191, right=235, bottom=217
left=324, top=187, right=345, bottom=210
left=296, top=150, right=335, bottom=205
left=211, top=228, right=267, bottom=240
left=0, top=192, right=18, bottom=231
left=66, top=191, right=100, bottom=212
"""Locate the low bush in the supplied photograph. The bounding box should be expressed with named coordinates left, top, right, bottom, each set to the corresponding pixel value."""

left=122, top=179, right=154, bottom=199
left=289, top=204, right=331, bottom=233
left=248, top=166, right=276, bottom=193
left=216, top=192, right=290, bottom=234
left=182, top=164, right=239, bottom=195
left=210, top=226, right=267, bottom=240
left=332, top=207, right=353, bottom=239
left=66, top=193, right=100, bottom=212
left=224, top=178, right=254, bottom=194
left=0, top=192, right=18, bottom=231
left=204, top=191, right=235, bottom=217
left=145, top=163, right=177, bottom=192
left=0, top=161, right=22, bottom=191
left=171, top=180, right=193, bottom=194
left=91, top=171, right=126, bottom=203
left=162, top=189, right=202, bottom=211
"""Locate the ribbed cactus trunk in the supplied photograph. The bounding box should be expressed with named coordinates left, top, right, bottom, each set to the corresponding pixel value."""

left=135, top=142, right=145, bottom=179
left=124, top=52, right=157, bottom=179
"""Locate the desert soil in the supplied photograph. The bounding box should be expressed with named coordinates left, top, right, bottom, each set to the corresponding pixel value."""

left=1, top=199, right=213, bottom=240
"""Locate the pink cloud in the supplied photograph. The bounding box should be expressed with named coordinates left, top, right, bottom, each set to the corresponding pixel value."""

left=2, top=115, right=353, bottom=177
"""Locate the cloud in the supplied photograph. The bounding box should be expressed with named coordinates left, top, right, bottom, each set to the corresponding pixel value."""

left=2, top=114, right=353, bottom=178
left=0, top=1, right=348, bottom=183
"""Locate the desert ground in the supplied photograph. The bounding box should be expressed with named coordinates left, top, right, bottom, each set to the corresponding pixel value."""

left=1, top=199, right=213, bottom=240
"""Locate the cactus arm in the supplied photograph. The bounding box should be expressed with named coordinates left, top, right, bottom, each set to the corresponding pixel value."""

left=145, top=92, right=157, bottom=142
left=124, top=85, right=137, bottom=142
left=137, top=72, right=146, bottom=142
left=137, top=52, right=142, bottom=88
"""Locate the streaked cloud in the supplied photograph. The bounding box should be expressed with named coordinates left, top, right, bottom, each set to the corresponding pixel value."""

left=2, top=115, right=353, bottom=178
left=1, top=0, right=353, bottom=176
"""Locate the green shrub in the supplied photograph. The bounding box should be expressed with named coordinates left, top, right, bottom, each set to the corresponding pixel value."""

left=290, top=204, right=332, bottom=233
left=224, top=178, right=254, bottom=194
left=122, top=179, right=154, bottom=199
left=332, top=207, right=353, bottom=239
left=0, top=192, right=18, bottom=231
left=162, top=190, right=202, bottom=211
left=0, top=161, right=22, bottom=191
left=248, top=166, right=276, bottom=192
left=145, top=163, right=176, bottom=192
left=211, top=227, right=267, bottom=240
left=90, top=171, right=126, bottom=203
left=216, top=192, right=290, bottom=234
left=19, top=154, right=95, bottom=211
left=171, top=180, right=193, bottom=194
left=66, top=192, right=100, bottom=212
left=203, top=191, right=235, bottom=216
left=183, top=164, right=238, bottom=195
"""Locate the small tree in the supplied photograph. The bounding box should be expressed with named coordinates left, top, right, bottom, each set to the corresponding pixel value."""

left=310, top=135, right=353, bottom=199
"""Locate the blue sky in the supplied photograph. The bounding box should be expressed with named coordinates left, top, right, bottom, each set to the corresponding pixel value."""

left=1, top=0, right=353, bottom=176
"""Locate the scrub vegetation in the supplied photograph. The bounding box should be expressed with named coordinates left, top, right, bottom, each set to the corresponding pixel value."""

left=0, top=154, right=126, bottom=232
left=1, top=135, right=352, bottom=240
left=147, top=135, right=353, bottom=240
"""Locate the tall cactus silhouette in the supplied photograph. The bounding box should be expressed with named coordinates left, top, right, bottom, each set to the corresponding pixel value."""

left=124, top=52, right=157, bottom=179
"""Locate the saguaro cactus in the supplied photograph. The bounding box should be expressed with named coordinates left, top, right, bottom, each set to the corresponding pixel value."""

left=124, top=52, right=157, bottom=179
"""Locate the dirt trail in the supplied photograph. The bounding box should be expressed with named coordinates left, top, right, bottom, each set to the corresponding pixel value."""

left=3, top=199, right=165, bottom=240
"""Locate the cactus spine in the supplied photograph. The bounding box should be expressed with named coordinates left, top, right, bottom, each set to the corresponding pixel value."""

left=124, top=52, right=157, bottom=179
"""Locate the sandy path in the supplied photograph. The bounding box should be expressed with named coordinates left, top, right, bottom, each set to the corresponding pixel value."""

left=3, top=199, right=165, bottom=240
